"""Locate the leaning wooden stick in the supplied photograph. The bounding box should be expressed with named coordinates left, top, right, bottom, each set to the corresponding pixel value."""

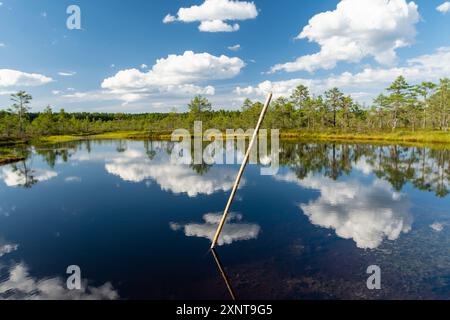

left=211, top=249, right=237, bottom=301
left=211, top=92, right=273, bottom=249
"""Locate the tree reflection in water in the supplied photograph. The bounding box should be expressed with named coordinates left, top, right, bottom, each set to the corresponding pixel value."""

left=1, top=140, right=448, bottom=198
left=279, top=142, right=450, bottom=198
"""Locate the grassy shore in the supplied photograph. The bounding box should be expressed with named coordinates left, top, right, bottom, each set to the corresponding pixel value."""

left=33, top=135, right=88, bottom=144
left=280, top=130, right=450, bottom=145
left=1, top=130, right=449, bottom=165
left=86, top=129, right=450, bottom=145
left=90, top=131, right=174, bottom=140
left=3, top=130, right=450, bottom=145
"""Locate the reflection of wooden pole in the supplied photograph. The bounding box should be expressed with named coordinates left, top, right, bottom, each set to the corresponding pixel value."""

left=211, top=93, right=273, bottom=249
left=211, top=249, right=237, bottom=301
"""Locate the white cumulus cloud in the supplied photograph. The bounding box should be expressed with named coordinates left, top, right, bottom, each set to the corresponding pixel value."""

left=163, top=14, right=177, bottom=24
left=100, top=51, right=244, bottom=104
left=437, top=1, right=450, bottom=13
left=0, top=69, right=53, bottom=88
left=163, top=0, right=258, bottom=32
left=271, top=0, right=420, bottom=73
left=102, top=51, right=244, bottom=89
left=199, top=19, right=239, bottom=32
left=238, top=47, right=450, bottom=104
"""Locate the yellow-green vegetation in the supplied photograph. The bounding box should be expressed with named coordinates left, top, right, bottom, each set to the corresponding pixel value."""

left=92, top=131, right=272, bottom=141
left=90, top=131, right=174, bottom=140
left=89, top=131, right=139, bottom=139
left=281, top=130, right=450, bottom=145
left=32, top=130, right=450, bottom=147
left=34, top=135, right=86, bottom=144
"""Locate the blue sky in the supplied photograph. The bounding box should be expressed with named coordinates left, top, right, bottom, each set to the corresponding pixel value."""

left=0, top=0, right=449, bottom=113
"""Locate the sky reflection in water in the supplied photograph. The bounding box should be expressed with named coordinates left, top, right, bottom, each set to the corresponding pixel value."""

left=0, top=140, right=449, bottom=299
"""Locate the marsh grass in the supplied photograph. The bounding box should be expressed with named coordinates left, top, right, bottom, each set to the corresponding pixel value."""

left=280, top=130, right=450, bottom=145
left=90, top=131, right=174, bottom=140
left=3, top=129, right=449, bottom=153
left=33, top=135, right=87, bottom=144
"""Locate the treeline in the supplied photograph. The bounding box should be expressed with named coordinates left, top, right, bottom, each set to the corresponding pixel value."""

left=0, top=76, right=449, bottom=139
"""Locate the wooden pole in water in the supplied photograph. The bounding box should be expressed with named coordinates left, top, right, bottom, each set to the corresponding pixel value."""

left=211, top=249, right=237, bottom=300
left=211, top=92, right=273, bottom=249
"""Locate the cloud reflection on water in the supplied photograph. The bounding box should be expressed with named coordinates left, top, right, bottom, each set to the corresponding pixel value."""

left=275, top=170, right=413, bottom=249
left=0, top=166, right=57, bottom=187
left=74, top=143, right=244, bottom=197
left=0, top=239, right=19, bottom=257
left=170, top=212, right=261, bottom=246
left=0, top=263, right=119, bottom=300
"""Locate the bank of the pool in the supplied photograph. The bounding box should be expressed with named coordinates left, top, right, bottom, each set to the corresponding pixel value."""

left=3, top=129, right=450, bottom=148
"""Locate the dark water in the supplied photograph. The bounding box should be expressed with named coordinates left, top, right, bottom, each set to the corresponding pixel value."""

left=0, top=140, right=449, bottom=300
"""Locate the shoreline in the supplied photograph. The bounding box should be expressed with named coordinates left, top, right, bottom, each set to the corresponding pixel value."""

left=1, top=130, right=449, bottom=145
left=0, top=130, right=449, bottom=165
left=64, top=130, right=450, bottom=145
left=279, top=131, right=450, bottom=145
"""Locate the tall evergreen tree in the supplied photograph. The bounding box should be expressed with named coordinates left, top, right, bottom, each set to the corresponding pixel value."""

left=325, top=88, right=344, bottom=128
left=9, top=91, right=32, bottom=136
left=415, top=82, right=437, bottom=129
left=386, top=76, right=411, bottom=131
left=188, top=95, right=212, bottom=120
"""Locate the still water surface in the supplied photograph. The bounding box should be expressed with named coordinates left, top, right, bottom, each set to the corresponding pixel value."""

left=0, top=140, right=449, bottom=299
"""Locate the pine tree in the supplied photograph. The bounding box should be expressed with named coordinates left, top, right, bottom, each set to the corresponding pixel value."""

left=9, top=91, right=32, bottom=136
left=386, top=76, right=411, bottom=131
left=325, top=88, right=344, bottom=128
